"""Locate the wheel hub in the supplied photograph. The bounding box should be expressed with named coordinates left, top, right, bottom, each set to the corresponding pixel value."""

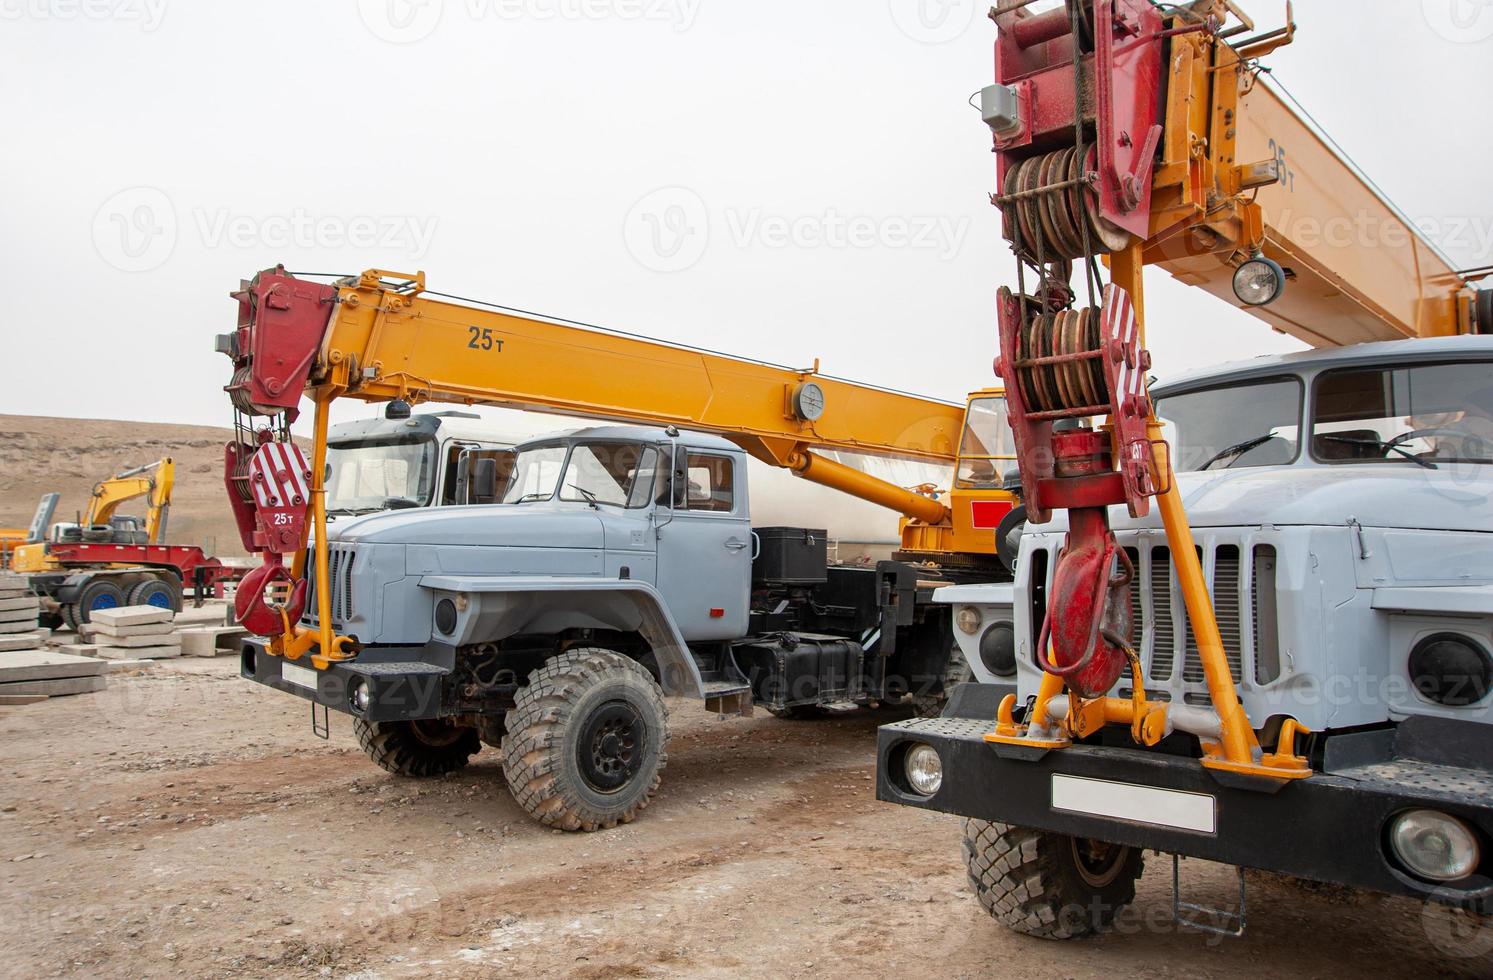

left=578, top=700, right=644, bottom=794
left=1071, top=836, right=1128, bottom=888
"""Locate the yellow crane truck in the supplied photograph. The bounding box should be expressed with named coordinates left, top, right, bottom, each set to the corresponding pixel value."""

left=875, top=0, right=1493, bottom=938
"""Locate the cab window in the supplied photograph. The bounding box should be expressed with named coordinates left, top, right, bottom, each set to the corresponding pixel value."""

left=682, top=453, right=734, bottom=512
left=956, top=397, right=1016, bottom=488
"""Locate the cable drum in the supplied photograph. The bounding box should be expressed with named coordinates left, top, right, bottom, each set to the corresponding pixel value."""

left=1013, top=306, right=1110, bottom=417
left=999, top=145, right=1129, bottom=263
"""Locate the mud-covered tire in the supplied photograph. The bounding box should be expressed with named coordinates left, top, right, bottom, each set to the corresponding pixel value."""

left=60, top=604, right=79, bottom=633
left=962, top=819, right=1143, bottom=939
left=353, top=718, right=480, bottom=778
left=913, top=643, right=974, bottom=718
left=501, top=647, right=669, bottom=832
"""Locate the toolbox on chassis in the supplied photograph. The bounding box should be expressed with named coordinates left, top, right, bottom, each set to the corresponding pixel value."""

left=241, top=424, right=979, bottom=831
left=877, top=338, right=1493, bottom=934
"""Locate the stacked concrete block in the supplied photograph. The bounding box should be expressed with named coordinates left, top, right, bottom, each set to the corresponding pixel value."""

left=90, top=605, right=182, bottom=659
left=0, top=574, right=46, bottom=652
left=0, top=650, right=108, bottom=698
left=178, top=625, right=249, bottom=657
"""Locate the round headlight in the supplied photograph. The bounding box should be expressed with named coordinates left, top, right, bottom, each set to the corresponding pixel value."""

left=435, top=597, right=458, bottom=635
left=956, top=605, right=983, bottom=636
left=349, top=678, right=372, bottom=713
left=979, top=620, right=1017, bottom=677
left=1232, top=254, right=1286, bottom=307
left=1409, top=633, right=1492, bottom=707
left=1389, top=809, right=1480, bottom=882
left=904, top=742, right=943, bottom=797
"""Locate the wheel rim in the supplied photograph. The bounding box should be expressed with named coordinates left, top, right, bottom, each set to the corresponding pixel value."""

left=89, top=594, right=119, bottom=612
left=144, top=590, right=171, bottom=609
left=1070, top=836, right=1129, bottom=888
left=578, top=699, right=644, bottom=794
left=409, top=719, right=466, bottom=748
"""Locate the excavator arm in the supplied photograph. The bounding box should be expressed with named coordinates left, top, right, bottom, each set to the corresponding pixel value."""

left=84, top=458, right=175, bottom=545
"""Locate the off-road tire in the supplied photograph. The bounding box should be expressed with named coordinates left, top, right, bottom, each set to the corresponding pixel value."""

left=962, top=819, right=1143, bottom=939
left=354, top=718, right=480, bottom=778
left=502, top=648, right=669, bottom=832
left=913, top=643, right=974, bottom=718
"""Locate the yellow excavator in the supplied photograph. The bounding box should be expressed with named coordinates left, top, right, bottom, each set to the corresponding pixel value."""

left=13, top=459, right=236, bottom=628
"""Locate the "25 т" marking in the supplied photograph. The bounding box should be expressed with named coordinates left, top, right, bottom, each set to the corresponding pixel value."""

left=467, top=326, right=504, bottom=352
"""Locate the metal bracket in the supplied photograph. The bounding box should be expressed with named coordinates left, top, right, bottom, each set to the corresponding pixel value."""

left=311, top=701, right=330, bottom=740
left=1171, top=855, right=1247, bottom=937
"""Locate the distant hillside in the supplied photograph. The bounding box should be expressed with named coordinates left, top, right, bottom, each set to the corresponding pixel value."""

left=0, top=414, right=249, bottom=557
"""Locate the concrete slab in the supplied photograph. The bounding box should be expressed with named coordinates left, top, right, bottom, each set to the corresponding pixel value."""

left=89, top=605, right=174, bottom=628
left=0, top=675, right=107, bottom=697
left=0, top=651, right=106, bottom=682
left=0, top=618, right=41, bottom=634
left=0, top=694, right=49, bottom=705
left=179, top=626, right=248, bottom=657
left=59, top=643, right=103, bottom=658
left=0, top=574, right=28, bottom=591
left=176, top=603, right=233, bottom=626
left=93, top=621, right=176, bottom=638
left=0, top=633, right=48, bottom=652
left=0, top=596, right=40, bottom=612
left=95, top=642, right=180, bottom=659
left=0, top=588, right=33, bottom=600
left=97, top=633, right=184, bottom=650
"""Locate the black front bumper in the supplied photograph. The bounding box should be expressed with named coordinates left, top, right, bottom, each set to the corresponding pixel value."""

left=877, top=684, right=1493, bottom=911
left=239, top=639, right=451, bottom=723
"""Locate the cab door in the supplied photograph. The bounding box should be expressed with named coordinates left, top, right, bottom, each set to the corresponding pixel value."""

left=653, top=448, right=751, bottom=641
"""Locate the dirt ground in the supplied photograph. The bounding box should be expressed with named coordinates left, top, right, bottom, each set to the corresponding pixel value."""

left=2, top=659, right=1489, bottom=979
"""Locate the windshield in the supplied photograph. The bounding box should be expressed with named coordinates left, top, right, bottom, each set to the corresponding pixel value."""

left=502, top=441, right=660, bottom=506
left=956, top=396, right=1016, bottom=488
left=326, top=437, right=437, bottom=512
left=1312, top=361, right=1493, bottom=465
left=502, top=445, right=568, bottom=503
left=561, top=442, right=659, bottom=508
left=1155, top=377, right=1302, bottom=473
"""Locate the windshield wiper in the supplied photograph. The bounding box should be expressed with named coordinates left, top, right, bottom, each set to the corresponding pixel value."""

left=1198, top=433, right=1276, bottom=471
left=1318, top=434, right=1438, bottom=470
left=512, top=492, right=550, bottom=503
left=567, top=484, right=601, bottom=510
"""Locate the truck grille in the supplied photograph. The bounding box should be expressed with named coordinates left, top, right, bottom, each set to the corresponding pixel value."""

left=1029, top=537, right=1279, bottom=691
left=302, top=544, right=356, bottom=628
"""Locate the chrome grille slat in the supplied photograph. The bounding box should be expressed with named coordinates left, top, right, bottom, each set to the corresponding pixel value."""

left=1149, top=546, right=1175, bottom=680
left=1185, top=546, right=1243, bottom=683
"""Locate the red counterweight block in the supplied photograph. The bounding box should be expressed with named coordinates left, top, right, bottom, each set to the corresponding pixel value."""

left=990, top=0, right=1164, bottom=240
left=225, top=267, right=336, bottom=417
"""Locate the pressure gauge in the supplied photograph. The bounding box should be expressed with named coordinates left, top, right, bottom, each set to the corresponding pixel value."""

left=792, top=382, right=826, bottom=421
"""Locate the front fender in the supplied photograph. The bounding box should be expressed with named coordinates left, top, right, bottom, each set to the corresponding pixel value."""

left=417, top=575, right=705, bottom=698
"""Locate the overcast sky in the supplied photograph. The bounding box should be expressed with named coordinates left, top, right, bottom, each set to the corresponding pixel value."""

left=2, top=0, right=1490, bottom=437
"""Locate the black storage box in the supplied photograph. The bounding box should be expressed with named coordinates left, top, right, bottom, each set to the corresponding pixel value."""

left=734, top=633, right=863, bottom=709
left=752, top=526, right=827, bottom=584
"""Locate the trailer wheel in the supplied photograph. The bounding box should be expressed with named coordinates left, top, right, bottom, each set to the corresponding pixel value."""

left=75, top=580, right=126, bottom=624
left=60, top=604, right=80, bottom=633
left=913, top=644, right=973, bottom=718
left=127, top=577, right=182, bottom=612
left=502, top=648, right=669, bottom=832
left=354, top=718, right=480, bottom=778
left=962, top=819, right=1143, bottom=940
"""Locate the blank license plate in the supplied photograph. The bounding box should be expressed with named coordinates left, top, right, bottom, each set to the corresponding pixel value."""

left=1051, top=774, right=1216, bottom=834
left=281, top=662, right=319, bottom=691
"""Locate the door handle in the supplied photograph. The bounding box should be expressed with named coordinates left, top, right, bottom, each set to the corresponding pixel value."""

left=724, top=538, right=748, bottom=551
